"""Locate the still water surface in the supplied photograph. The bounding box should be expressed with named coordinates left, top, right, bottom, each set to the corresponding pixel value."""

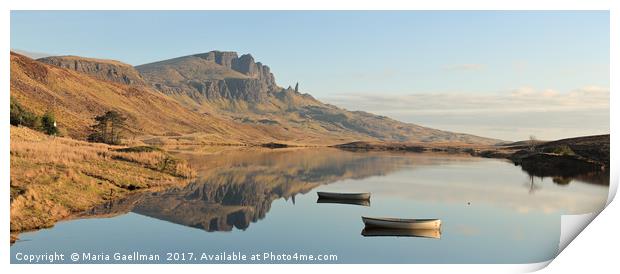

left=11, top=148, right=609, bottom=263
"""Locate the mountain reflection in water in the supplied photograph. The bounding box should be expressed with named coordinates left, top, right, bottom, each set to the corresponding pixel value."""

left=82, top=147, right=608, bottom=233
left=83, top=148, right=424, bottom=231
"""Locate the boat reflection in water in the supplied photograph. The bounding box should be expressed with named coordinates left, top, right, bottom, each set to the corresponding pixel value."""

left=316, top=197, right=371, bottom=207
left=317, top=192, right=371, bottom=200
left=361, top=228, right=441, bottom=239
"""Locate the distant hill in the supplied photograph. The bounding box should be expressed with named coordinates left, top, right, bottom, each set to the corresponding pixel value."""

left=500, top=134, right=609, bottom=165
left=136, top=51, right=501, bottom=145
left=505, top=134, right=610, bottom=179
left=535, top=134, right=610, bottom=166
left=10, top=48, right=53, bottom=59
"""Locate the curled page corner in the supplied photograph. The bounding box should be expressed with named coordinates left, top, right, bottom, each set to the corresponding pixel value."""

left=547, top=169, right=616, bottom=270
left=559, top=212, right=598, bottom=253
left=522, top=260, right=554, bottom=273
left=606, top=171, right=618, bottom=206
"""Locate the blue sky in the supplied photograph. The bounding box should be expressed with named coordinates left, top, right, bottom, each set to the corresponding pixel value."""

left=10, top=11, right=609, bottom=140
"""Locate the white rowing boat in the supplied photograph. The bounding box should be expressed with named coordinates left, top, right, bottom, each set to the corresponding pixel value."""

left=362, top=217, right=441, bottom=230
left=317, top=192, right=370, bottom=200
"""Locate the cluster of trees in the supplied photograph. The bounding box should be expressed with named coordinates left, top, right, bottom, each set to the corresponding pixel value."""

left=11, top=97, right=130, bottom=145
left=88, top=110, right=128, bottom=145
left=10, top=97, right=59, bottom=136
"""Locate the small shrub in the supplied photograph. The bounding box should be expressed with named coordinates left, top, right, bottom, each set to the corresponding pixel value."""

left=547, top=145, right=575, bottom=156
left=40, top=112, right=59, bottom=136
left=553, top=177, right=572, bottom=185
left=10, top=97, right=41, bottom=129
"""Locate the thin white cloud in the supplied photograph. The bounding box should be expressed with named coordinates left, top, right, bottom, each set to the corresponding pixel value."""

left=321, top=86, right=609, bottom=141
left=443, top=63, right=486, bottom=71
left=326, top=86, right=609, bottom=114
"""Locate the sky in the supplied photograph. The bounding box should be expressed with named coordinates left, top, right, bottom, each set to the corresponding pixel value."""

left=10, top=11, right=609, bottom=141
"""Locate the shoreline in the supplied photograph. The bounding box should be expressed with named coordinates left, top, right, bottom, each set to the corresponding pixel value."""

left=331, top=135, right=610, bottom=179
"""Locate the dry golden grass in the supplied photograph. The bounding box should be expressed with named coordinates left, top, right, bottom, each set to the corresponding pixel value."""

left=107, top=149, right=195, bottom=179
left=10, top=126, right=195, bottom=233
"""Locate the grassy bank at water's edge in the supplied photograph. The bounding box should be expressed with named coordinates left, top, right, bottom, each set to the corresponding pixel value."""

left=10, top=126, right=196, bottom=243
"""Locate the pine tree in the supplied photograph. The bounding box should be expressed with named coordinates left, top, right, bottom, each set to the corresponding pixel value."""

left=88, top=110, right=128, bottom=144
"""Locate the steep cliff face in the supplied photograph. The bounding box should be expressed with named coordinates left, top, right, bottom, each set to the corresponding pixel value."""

left=188, top=78, right=271, bottom=102
left=137, top=51, right=280, bottom=107
left=194, top=51, right=277, bottom=88
left=37, top=55, right=146, bottom=85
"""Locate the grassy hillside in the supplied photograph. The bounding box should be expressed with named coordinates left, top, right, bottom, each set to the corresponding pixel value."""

left=10, top=52, right=289, bottom=144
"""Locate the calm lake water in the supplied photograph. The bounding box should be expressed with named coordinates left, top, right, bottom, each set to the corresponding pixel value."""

left=11, top=148, right=609, bottom=263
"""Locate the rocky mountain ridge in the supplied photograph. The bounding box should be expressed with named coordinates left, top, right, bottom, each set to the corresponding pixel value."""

left=24, top=50, right=502, bottom=145
left=38, top=55, right=146, bottom=85
left=135, top=50, right=502, bottom=144
left=135, top=51, right=282, bottom=106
